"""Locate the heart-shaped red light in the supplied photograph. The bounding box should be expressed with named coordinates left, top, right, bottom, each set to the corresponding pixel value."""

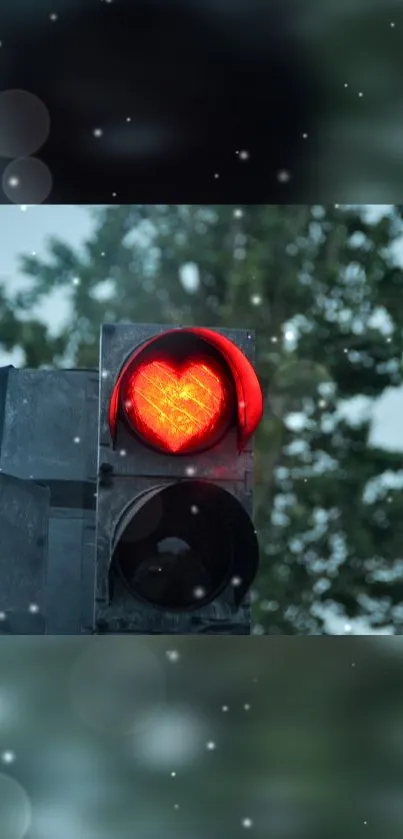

left=121, top=354, right=233, bottom=453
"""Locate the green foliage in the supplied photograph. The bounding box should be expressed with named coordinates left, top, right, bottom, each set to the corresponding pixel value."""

left=2, top=203, right=403, bottom=633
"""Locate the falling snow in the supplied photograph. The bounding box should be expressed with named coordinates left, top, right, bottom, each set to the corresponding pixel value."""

left=1, top=750, right=15, bottom=764
left=231, top=576, right=242, bottom=587
left=93, top=128, right=103, bottom=138
left=166, top=650, right=180, bottom=662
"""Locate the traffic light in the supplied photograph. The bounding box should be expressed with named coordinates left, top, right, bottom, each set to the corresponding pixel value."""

left=0, top=323, right=263, bottom=635
left=95, top=323, right=263, bottom=635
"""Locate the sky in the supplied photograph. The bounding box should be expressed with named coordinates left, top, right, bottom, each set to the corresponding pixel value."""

left=0, top=203, right=401, bottom=635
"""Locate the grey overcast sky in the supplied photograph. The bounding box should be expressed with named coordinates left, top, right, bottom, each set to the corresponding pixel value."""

left=0, top=203, right=402, bottom=635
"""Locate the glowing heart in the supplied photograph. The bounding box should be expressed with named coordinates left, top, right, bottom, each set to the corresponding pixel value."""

left=122, top=354, right=232, bottom=453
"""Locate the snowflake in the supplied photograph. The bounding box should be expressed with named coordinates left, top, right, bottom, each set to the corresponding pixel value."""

left=166, top=650, right=180, bottom=662
left=93, top=128, right=103, bottom=138
left=242, top=818, right=253, bottom=829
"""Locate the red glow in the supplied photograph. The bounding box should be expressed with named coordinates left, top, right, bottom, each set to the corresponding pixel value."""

left=121, top=354, right=233, bottom=454
left=108, top=327, right=263, bottom=451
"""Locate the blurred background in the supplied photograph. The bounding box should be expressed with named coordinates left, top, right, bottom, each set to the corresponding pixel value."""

left=0, top=634, right=402, bottom=839
left=0, top=0, right=403, bottom=200
left=0, top=203, right=403, bottom=635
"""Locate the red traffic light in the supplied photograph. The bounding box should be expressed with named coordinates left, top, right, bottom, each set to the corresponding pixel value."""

left=108, top=327, right=263, bottom=453
left=121, top=353, right=234, bottom=454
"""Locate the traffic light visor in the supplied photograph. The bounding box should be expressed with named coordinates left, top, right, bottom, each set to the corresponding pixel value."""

left=108, top=327, right=263, bottom=451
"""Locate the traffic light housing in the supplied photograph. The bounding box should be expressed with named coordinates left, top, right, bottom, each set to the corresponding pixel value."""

left=95, top=323, right=263, bottom=634
left=0, top=322, right=263, bottom=635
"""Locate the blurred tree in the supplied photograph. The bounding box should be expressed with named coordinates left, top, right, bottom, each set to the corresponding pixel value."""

left=2, top=203, right=403, bottom=634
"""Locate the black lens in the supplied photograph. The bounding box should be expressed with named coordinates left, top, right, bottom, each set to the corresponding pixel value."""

left=113, top=483, right=234, bottom=610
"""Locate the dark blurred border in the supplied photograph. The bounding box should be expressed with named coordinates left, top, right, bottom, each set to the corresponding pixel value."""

left=0, top=0, right=322, bottom=203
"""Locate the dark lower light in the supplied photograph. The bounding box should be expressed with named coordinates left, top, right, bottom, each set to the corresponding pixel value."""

left=111, top=481, right=259, bottom=612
